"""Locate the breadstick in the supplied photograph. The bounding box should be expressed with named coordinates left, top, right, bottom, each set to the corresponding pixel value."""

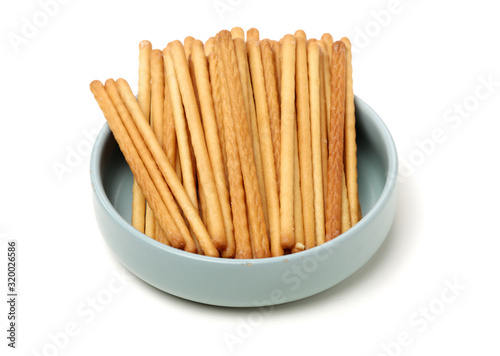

left=168, top=40, right=227, bottom=252
left=163, top=47, right=198, bottom=210
left=105, top=79, right=198, bottom=252
left=247, top=39, right=283, bottom=257
left=291, top=117, right=305, bottom=253
left=260, top=39, right=281, bottom=188
left=233, top=37, right=269, bottom=232
left=319, top=40, right=332, bottom=135
left=92, top=80, right=187, bottom=250
left=340, top=37, right=361, bottom=225
left=184, top=36, right=194, bottom=59
left=212, top=49, right=252, bottom=259
left=271, top=40, right=282, bottom=103
left=341, top=171, right=351, bottom=233
left=151, top=49, right=166, bottom=242
left=204, top=37, right=215, bottom=55
left=144, top=204, right=155, bottom=238
left=279, top=34, right=296, bottom=250
left=216, top=30, right=270, bottom=258
left=207, top=52, right=228, bottom=180
left=326, top=41, right=346, bottom=241
left=318, top=44, right=328, bottom=210
left=162, top=65, right=177, bottom=166
left=230, top=27, right=244, bottom=40
left=132, top=40, right=151, bottom=234
left=295, top=30, right=316, bottom=250
left=115, top=78, right=219, bottom=257
left=191, top=39, right=235, bottom=258
left=247, top=28, right=259, bottom=41
left=321, top=33, right=334, bottom=60
left=307, top=41, right=326, bottom=246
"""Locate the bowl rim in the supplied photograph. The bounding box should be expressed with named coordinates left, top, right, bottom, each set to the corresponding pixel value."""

left=90, top=95, right=398, bottom=266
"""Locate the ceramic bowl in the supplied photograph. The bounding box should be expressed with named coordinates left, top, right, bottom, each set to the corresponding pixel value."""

left=90, top=96, right=398, bottom=307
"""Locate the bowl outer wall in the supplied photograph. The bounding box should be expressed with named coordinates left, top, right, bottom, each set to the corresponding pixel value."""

left=90, top=96, right=398, bottom=307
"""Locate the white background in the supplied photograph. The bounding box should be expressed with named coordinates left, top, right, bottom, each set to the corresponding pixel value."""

left=1, top=0, right=499, bottom=355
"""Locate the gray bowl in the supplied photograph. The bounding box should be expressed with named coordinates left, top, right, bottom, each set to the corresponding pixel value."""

left=90, top=96, right=398, bottom=307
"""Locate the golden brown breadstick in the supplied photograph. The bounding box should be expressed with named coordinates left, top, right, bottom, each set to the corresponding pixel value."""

left=233, top=37, right=269, bottom=232
left=307, top=41, right=326, bottom=246
left=151, top=49, right=165, bottom=243
left=318, top=44, right=328, bottom=209
left=247, top=40, right=283, bottom=257
left=191, top=40, right=236, bottom=258
left=105, top=79, right=198, bottom=252
left=260, top=39, right=281, bottom=189
left=90, top=81, right=185, bottom=249
left=326, top=41, right=346, bottom=241
left=247, top=28, right=259, bottom=41
left=271, top=40, right=282, bottom=103
left=115, top=78, right=219, bottom=256
left=204, top=37, right=215, bottom=55
left=291, top=117, right=305, bottom=253
left=279, top=34, right=296, bottom=250
left=341, top=171, right=351, bottom=233
left=207, top=52, right=228, bottom=180
left=144, top=204, right=155, bottom=238
left=319, top=40, right=332, bottom=135
left=340, top=37, right=360, bottom=225
left=184, top=36, right=194, bottom=59
left=216, top=30, right=270, bottom=258
left=168, top=40, right=227, bottom=252
left=162, top=66, right=177, bottom=166
left=295, top=31, right=316, bottom=250
left=231, top=27, right=244, bottom=40
left=321, top=33, right=334, bottom=60
left=132, top=40, right=151, bottom=234
left=163, top=47, right=198, bottom=210
left=212, top=49, right=252, bottom=259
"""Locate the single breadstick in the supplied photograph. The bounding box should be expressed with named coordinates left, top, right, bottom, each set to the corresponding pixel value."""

left=204, top=37, right=215, bottom=55
left=247, top=28, right=259, bottom=41
left=321, top=33, right=334, bottom=60
left=207, top=52, right=228, bottom=180
left=247, top=40, right=283, bottom=257
left=318, top=44, right=329, bottom=210
left=279, top=34, right=296, bottom=250
left=198, top=175, right=208, bottom=226
left=340, top=37, right=360, bottom=225
left=151, top=49, right=165, bottom=243
left=307, top=41, right=326, bottom=246
left=213, top=49, right=252, bottom=259
left=162, top=66, right=177, bottom=166
left=326, top=41, right=346, bottom=241
left=260, top=40, right=281, bottom=189
left=191, top=40, right=236, bottom=258
left=341, top=171, right=351, bottom=233
left=231, top=27, right=244, bottom=40
left=132, top=40, right=151, bottom=234
left=319, top=40, right=332, bottom=135
left=168, top=40, right=227, bottom=251
left=163, top=47, right=198, bottom=211
left=144, top=205, right=155, bottom=238
left=233, top=37, right=269, bottom=232
left=105, top=79, right=197, bottom=252
left=156, top=227, right=171, bottom=246
left=295, top=32, right=316, bottom=250
left=271, top=40, right=282, bottom=103
left=91, top=80, right=187, bottom=250
left=291, top=118, right=305, bottom=253
left=184, top=36, right=194, bottom=59
left=115, top=78, right=219, bottom=257
left=216, top=30, right=270, bottom=258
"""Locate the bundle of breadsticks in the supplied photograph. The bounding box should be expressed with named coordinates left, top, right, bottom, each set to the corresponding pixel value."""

left=90, top=28, right=361, bottom=259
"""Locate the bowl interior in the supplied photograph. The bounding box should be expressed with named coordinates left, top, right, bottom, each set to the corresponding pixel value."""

left=99, top=97, right=390, bottom=228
